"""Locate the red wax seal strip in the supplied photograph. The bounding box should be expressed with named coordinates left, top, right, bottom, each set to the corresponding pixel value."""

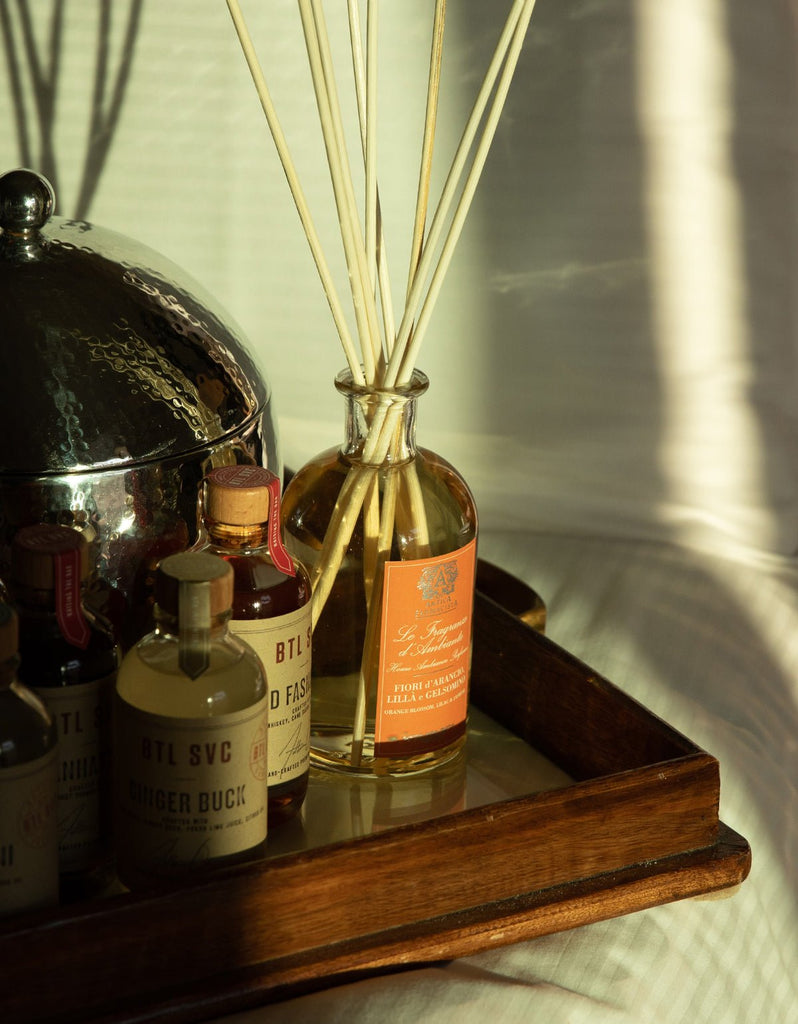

left=54, top=547, right=91, bottom=649
left=265, top=471, right=296, bottom=578
left=208, top=465, right=295, bottom=578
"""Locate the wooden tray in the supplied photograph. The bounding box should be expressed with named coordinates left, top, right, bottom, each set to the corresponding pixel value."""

left=0, top=568, right=750, bottom=1024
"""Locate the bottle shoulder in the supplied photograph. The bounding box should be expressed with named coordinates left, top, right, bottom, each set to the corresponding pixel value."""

left=200, top=544, right=311, bottom=619
left=15, top=609, right=119, bottom=687
left=282, top=447, right=477, bottom=557
left=116, top=632, right=267, bottom=718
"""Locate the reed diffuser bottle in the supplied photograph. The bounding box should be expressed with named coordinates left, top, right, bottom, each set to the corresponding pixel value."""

left=199, top=465, right=311, bottom=825
left=114, top=552, right=268, bottom=888
left=281, top=369, right=478, bottom=778
left=223, top=0, right=535, bottom=779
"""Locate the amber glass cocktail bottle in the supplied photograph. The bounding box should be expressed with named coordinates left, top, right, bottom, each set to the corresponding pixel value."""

left=200, top=465, right=311, bottom=825
left=0, top=602, right=59, bottom=918
left=10, top=523, right=119, bottom=900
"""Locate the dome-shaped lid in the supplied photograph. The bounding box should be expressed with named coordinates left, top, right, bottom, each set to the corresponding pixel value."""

left=0, top=168, right=268, bottom=476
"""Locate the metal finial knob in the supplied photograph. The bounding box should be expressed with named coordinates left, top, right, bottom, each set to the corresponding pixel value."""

left=0, top=168, right=55, bottom=234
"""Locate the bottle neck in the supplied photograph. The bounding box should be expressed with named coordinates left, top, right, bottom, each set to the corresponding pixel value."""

left=153, top=608, right=231, bottom=640
left=205, top=521, right=269, bottom=552
left=153, top=607, right=233, bottom=680
left=11, top=582, right=99, bottom=654
left=12, top=582, right=78, bottom=613
left=336, top=370, right=428, bottom=467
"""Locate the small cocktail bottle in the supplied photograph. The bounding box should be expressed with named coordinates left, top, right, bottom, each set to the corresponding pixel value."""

left=0, top=602, right=59, bottom=918
left=10, top=523, right=119, bottom=900
left=200, top=466, right=311, bottom=826
left=114, top=551, right=268, bottom=889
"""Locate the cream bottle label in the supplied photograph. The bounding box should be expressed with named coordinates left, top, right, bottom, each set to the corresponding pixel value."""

left=0, top=748, right=59, bottom=916
left=114, top=696, right=268, bottom=872
left=34, top=675, right=113, bottom=872
left=375, top=538, right=477, bottom=750
left=230, top=604, right=311, bottom=786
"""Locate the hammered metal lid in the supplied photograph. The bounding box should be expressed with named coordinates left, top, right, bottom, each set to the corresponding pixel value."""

left=0, top=167, right=268, bottom=476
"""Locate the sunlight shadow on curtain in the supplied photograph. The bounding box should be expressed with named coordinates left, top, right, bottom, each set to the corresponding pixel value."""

left=635, top=0, right=764, bottom=553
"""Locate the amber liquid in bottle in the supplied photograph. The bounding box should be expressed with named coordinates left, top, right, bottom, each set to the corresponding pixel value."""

left=215, top=546, right=310, bottom=824
left=281, top=370, right=478, bottom=778
left=201, top=466, right=311, bottom=826
left=283, top=448, right=476, bottom=775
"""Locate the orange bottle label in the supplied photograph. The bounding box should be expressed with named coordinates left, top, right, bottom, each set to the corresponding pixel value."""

left=375, top=538, right=477, bottom=749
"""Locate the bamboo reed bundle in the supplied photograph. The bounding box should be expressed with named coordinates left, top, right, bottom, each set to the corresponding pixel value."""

left=226, top=0, right=537, bottom=765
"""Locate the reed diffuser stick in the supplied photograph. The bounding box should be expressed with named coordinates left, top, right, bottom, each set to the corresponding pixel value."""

left=390, top=0, right=533, bottom=385
left=406, top=0, right=446, bottom=300
left=347, top=0, right=397, bottom=357
left=299, top=0, right=383, bottom=381
left=225, top=0, right=364, bottom=384
left=362, top=474, right=380, bottom=604
left=365, top=0, right=379, bottom=290
left=395, top=0, right=537, bottom=383
left=351, top=460, right=399, bottom=767
left=344, top=0, right=387, bottom=630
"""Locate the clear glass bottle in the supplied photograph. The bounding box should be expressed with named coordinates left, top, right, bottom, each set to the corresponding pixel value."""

left=281, top=369, right=478, bottom=778
left=0, top=602, right=59, bottom=918
left=199, top=465, right=311, bottom=826
left=114, top=551, right=268, bottom=889
left=9, top=523, right=119, bottom=901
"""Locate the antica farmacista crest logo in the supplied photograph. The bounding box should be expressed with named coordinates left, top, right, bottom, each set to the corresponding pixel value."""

left=417, top=560, right=459, bottom=602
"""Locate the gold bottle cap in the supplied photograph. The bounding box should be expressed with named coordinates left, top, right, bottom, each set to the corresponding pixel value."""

left=155, top=551, right=233, bottom=622
left=11, top=523, right=89, bottom=589
left=205, top=465, right=273, bottom=526
left=0, top=603, right=19, bottom=661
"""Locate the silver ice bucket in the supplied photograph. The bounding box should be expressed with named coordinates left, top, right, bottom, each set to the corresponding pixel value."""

left=0, top=168, right=280, bottom=647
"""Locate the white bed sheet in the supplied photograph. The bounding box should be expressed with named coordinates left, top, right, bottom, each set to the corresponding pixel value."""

left=219, top=529, right=798, bottom=1024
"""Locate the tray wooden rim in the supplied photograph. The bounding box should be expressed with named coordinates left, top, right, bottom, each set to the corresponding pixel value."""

left=119, top=822, right=749, bottom=1024
left=0, top=578, right=752, bottom=1024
